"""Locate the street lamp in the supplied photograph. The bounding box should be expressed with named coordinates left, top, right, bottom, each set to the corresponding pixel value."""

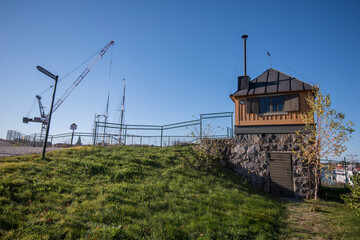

left=37, top=66, right=58, bottom=159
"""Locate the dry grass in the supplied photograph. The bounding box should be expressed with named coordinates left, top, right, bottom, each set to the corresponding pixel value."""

left=280, top=187, right=360, bottom=239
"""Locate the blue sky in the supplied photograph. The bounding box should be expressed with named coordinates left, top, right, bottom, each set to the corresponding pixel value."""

left=0, top=0, right=359, bottom=157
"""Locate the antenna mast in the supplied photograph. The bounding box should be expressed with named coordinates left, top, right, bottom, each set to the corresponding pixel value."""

left=103, top=91, right=110, bottom=145
left=119, top=79, right=126, bottom=144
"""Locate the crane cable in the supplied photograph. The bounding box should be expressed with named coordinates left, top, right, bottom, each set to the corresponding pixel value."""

left=109, top=46, right=113, bottom=78
left=228, top=45, right=243, bottom=94
left=26, top=98, right=37, bottom=117
left=37, top=49, right=101, bottom=97
left=26, top=49, right=101, bottom=117
left=247, top=39, right=316, bottom=85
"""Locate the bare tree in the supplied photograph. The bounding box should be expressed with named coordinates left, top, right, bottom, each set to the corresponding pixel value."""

left=294, top=87, right=354, bottom=200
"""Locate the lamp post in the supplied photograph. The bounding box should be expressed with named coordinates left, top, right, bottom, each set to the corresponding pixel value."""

left=37, top=66, right=58, bottom=159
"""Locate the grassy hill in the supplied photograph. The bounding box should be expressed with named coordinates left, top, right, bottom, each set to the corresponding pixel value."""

left=0, top=145, right=285, bottom=239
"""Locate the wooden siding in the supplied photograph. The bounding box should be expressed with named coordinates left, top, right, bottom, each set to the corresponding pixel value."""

left=235, top=91, right=311, bottom=126
left=269, top=152, right=294, bottom=197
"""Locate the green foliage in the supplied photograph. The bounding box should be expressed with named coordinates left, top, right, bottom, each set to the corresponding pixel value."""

left=341, top=174, right=360, bottom=215
left=0, top=146, right=284, bottom=239
left=190, top=139, right=228, bottom=169
left=188, top=123, right=229, bottom=169
left=294, top=86, right=355, bottom=199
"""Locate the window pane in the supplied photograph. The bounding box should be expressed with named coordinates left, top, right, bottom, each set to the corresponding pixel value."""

left=272, top=96, right=284, bottom=112
left=260, top=97, right=271, bottom=113
left=260, top=98, right=265, bottom=112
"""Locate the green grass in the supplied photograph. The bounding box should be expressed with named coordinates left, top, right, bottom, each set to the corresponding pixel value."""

left=0, top=146, right=284, bottom=239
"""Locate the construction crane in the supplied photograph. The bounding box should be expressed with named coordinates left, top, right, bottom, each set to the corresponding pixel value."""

left=23, top=41, right=115, bottom=139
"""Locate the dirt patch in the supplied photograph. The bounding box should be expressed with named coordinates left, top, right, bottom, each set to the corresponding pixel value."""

left=0, top=138, right=62, bottom=158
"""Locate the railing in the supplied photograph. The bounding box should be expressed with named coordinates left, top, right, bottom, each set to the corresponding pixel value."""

left=6, top=130, right=45, bottom=147
left=93, top=112, right=234, bottom=146
left=7, top=111, right=234, bottom=147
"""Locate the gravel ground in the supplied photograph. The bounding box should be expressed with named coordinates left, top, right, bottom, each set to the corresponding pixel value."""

left=0, top=139, right=63, bottom=158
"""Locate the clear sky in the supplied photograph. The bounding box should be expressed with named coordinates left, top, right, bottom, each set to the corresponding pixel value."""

left=0, top=0, right=359, bottom=157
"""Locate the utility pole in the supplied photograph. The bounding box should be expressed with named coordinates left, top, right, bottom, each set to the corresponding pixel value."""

left=346, top=154, right=359, bottom=164
left=344, top=157, right=347, bottom=184
left=119, top=79, right=126, bottom=144
left=346, top=154, right=359, bottom=184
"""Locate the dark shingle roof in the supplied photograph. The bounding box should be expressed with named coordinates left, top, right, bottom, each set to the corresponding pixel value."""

left=232, top=68, right=313, bottom=97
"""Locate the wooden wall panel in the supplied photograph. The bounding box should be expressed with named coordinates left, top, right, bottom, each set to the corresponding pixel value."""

left=235, top=99, right=239, bottom=125
left=234, top=91, right=312, bottom=126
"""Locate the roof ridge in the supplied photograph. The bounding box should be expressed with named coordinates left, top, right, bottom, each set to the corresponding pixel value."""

left=231, top=68, right=314, bottom=97
left=268, top=68, right=314, bottom=87
left=250, top=68, right=270, bottom=83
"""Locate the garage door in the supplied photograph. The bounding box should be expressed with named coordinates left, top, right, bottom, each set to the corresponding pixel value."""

left=269, top=152, right=294, bottom=197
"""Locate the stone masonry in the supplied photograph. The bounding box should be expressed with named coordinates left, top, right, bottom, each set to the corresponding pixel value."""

left=212, top=134, right=314, bottom=198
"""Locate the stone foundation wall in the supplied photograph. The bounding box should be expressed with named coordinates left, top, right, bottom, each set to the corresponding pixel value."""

left=211, top=134, right=314, bottom=198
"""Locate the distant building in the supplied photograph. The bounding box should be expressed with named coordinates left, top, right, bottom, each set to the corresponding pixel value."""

left=321, top=162, right=359, bottom=185
left=335, top=165, right=359, bottom=185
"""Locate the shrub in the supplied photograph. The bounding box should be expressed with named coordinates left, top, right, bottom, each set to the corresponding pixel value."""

left=341, top=174, right=360, bottom=215
left=191, top=138, right=229, bottom=169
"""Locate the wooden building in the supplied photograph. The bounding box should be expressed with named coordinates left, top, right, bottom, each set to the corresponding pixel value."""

left=227, top=67, right=315, bottom=198
left=230, top=68, right=314, bottom=135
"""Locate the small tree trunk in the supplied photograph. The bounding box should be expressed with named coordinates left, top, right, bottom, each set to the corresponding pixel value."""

left=314, top=162, right=319, bottom=200
left=318, top=168, right=322, bottom=198
left=307, top=164, right=311, bottom=199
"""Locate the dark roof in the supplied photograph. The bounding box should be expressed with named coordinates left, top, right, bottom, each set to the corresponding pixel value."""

left=232, top=68, right=313, bottom=97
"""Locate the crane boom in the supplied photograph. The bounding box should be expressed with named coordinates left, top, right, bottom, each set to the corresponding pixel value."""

left=36, top=95, right=46, bottom=119
left=48, top=40, right=115, bottom=117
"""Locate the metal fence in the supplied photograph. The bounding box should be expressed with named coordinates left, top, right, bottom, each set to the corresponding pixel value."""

left=7, top=111, right=234, bottom=147
left=6, top=130, right=45, bottom=147
left=93, top=112, right=234, bottom=146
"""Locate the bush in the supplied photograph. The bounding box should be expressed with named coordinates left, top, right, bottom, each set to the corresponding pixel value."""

left=191, top=138, right=229, bottom=169
left=341, top=174, right=360, bottom=215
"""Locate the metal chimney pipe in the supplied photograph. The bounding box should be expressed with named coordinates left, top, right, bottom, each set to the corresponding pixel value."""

left=242, top=35, right=248, bottom=75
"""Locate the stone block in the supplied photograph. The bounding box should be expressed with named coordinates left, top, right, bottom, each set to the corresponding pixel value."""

left=247, top=145, right=257, bottom=155
left=209, top=133, right=313, bottom=199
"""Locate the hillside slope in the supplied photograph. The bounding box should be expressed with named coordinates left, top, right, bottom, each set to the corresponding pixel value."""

left=0, top=146, right=284, bottom=239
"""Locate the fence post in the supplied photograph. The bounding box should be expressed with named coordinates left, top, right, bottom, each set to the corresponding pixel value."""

left=199, top=114, right=203, bottom=140
left=71, top=129, right=75, bottom=147
left=168, top=136, right=170, bottom=146
left=231, top=112, right=234, bottom=138
left=160, top=126, right=163, bottom=147
left=140, top=136, right=142, bottom=145
left=51, top=136, right=53, bottom=146
left=124, top=126, right=127, bottom=145
left=33, top=134, right=36, bottom=147
left=93, top=122, right=97, bottom=146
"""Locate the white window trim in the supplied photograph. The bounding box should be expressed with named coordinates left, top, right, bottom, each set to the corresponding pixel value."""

left=257, top=111, right=288, bottom=116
